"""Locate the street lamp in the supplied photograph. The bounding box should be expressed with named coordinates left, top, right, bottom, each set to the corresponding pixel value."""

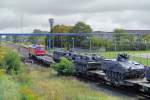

left=72, top=37, right=75, bottom=50
left=87, top=37, right=92, bottom=52
left=145, top=40, right=147, bottom=50
left=53, top=38, right=55, bottom=49
left=114, top=39, right=117, bottom=51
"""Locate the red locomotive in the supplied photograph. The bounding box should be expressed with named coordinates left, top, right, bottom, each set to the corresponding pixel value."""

left=29, top=44, right=46, bottom=56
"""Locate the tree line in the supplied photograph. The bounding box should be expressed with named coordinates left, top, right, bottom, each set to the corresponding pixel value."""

left=10, top=21, right=150, bottom=51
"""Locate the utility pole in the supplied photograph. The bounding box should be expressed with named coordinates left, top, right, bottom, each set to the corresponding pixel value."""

left=87, top=37, right=92, bottom=52
left=48, top=18, right=54, bottom=50
left=90, top=38, right=92, bottom=52
left=72, top=38, right=75, bottom=49
left=115, top=40, right=117, bottom=51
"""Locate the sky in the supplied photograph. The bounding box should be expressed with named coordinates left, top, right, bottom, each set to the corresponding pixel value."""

left=0, top=0, right=150, bottom=33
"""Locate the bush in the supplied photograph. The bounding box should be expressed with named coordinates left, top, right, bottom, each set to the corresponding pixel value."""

left=2, top=50, right=23, bottom=74
left=52, top=57, right=75, bottom=76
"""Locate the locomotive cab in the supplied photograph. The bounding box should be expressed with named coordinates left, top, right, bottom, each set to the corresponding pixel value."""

left=29, top=44, right=46, bottom=57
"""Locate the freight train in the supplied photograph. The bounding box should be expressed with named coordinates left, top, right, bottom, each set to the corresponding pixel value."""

left=53, top=50, right=150, bottom=96
left=29, top=44, right=46, bottom=57
left=28, top=44, right=53, bottom=65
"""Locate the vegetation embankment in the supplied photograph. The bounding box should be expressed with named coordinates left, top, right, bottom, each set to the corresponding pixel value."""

left=0, top=46, right=119, bottom=100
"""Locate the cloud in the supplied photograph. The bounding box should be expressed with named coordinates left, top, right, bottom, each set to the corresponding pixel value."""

left=0, top=0, right=150, bottom=32
left=1, top=0, right=150, bottom=15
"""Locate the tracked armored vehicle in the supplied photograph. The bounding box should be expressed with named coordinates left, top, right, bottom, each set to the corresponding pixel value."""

left=74, top=55, right=103, bottom=74
left=146, top=67, right=150, bottom=82
left=102, top=53, right=145, bottom=81
left=53, top=50, right=65, bottom=62
left=63, top=51, right=79, bottom=60
left=53, top=50, right=78, bottom=61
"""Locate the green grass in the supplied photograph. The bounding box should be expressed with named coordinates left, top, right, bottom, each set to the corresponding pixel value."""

left=0, top=66, right=120, bottom=100
left=1, top=45, right=147, bottom=100
left=25, top=66, right=119, bottom=100
left=100, top=51, right=150, bottom=66
left=0, top=46, right=120, bottom=100
left=77, top=50, right=150, bottom=65
left=0, top=70, right=20, bottom=100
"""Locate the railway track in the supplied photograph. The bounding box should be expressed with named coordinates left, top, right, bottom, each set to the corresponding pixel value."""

left=6, top=43, right=54, bottom=66
left=6, top=43, right=150, bottom=100
left=77, top=72, right=150, bottom=100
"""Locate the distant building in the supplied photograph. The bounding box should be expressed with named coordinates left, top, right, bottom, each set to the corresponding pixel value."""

left=124, top=30, right=150, bottom=34
left=92, top=30, right=150, bottom=40
left=92, top=31, right=114, bottom=40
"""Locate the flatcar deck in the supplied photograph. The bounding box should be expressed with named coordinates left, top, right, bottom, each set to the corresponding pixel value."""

left=36, top=55, right=54, bottom=65
left=88, top=70, right=150, bottom=93
left=87, top=70, right=107, bottom=81
left=125, top=78, right=148, bottom=84
left=125, top=78, right=150, bottom=93
left=87, top=70, right=105, bottom=76
left=125, top=78, right=150, bottom=87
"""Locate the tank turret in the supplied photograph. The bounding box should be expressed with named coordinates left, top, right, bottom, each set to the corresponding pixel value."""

left=74, top=55, right=103, bottom=73
left=64, top=51, right=78, bottom=60
left=53, top=50, right=65, bottom=62
left=102, top=53, right=145, bottom=81
left=53, top=50, right=78, bottom=61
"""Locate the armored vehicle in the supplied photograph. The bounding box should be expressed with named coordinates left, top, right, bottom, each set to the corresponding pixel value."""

left=91, top=54, right=104, bottom=62
left=63, top=51, right=78, bottom=60
left=74, top=55, right=102, bottom=73
left=53, top=50, right=65, bottom=62
left=102, top=53, right=145, bottom=81
left=146, top=67, right=150, bottom=82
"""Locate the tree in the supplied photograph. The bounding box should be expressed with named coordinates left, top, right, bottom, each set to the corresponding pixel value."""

left=113, top=28, right=129, bottom=51
left=70, top=22, right=93, bottom=47
left=52, top=25, right=72, bottom=33
left=28, top=29, right=48, bottom=45
left=6, top=36, right=11, bottom=41
left=114, top=28, right=128, bottom=42
left=91, top=37, right=112, bottom=50
left=114, top=28, right=126, bottom=33
left=2, top=50, right=23, bottom=74
left=52, top=57, right=75, bottom=76
left=33, top=29, right=44, bottom=33
left=12, top=36, right=20, bottom=43
left=52, top=25, right=73, bottom=48
left=142, top=34, right=150, bottom=42
left=70, top=22, right=92, bottom=33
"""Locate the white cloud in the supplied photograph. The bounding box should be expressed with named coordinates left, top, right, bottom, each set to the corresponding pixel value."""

left=0, top=0, right=150, bottom=32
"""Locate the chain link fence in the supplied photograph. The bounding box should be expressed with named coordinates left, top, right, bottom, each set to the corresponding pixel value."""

left=1, top=33, right=150, bottom=66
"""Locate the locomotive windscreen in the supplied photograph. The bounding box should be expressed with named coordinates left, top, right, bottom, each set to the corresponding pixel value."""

left=36, top=46, right=45, bottom=50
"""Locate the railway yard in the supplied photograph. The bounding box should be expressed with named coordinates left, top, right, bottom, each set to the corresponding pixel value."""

left=3, top=42, right=150, bottom=100
left=1, top=0, right=150, bottom=99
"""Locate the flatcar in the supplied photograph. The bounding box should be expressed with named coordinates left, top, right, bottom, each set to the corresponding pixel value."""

left=53, top=50, right=150, bottom=96
left=29, top=44, right=46, bottom=57
left=146, top=67, right=150, bottom=82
